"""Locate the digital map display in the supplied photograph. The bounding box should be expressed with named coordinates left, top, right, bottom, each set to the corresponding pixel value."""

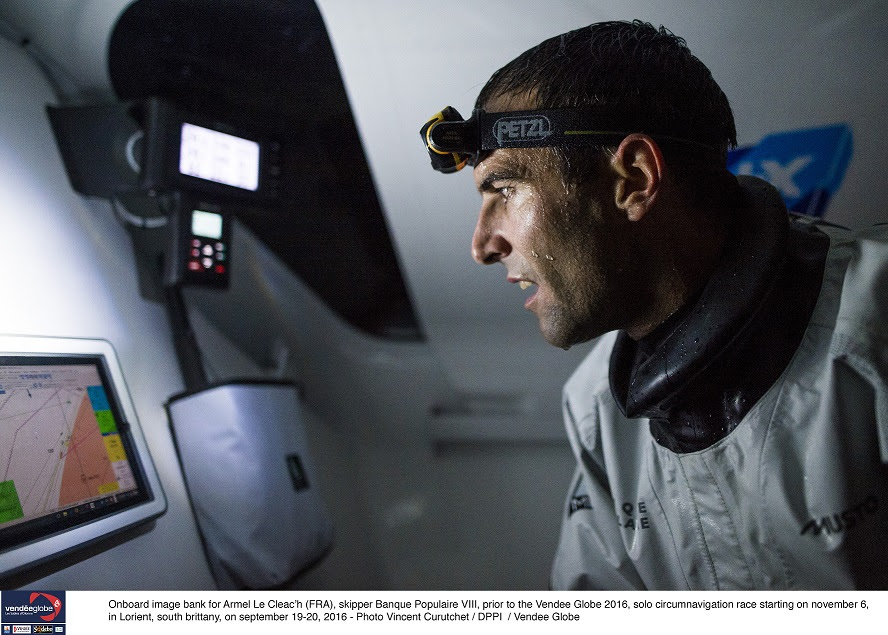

left=0, top=362, right=137, bottom=531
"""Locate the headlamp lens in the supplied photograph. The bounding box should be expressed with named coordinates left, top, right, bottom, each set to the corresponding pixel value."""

left=420, top=107, right=475, bottom=173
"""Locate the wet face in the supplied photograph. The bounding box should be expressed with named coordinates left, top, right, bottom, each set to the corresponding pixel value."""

left=471, top=147, right=637, bottom=349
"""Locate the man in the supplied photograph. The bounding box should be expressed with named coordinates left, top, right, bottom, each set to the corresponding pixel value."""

left=421, top=21, right=888, bottom=589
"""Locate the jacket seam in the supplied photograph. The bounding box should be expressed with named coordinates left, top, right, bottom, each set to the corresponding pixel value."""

left=675, top=456, right=720, bottom=589
left=702, top=456, right=756, bottom=588
left=645, top=447, right=693, bottom=589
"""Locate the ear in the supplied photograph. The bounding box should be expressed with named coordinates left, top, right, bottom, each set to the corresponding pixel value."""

left=610, top=134, right=665, bottom=222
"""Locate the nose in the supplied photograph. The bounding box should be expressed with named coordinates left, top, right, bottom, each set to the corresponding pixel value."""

left=471, top=202, right=511, bottom=265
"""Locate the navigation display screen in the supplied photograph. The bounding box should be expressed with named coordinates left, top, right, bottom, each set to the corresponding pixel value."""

left=191, top=209, right=223, bottom=240
left=0, top=356, right=149, bottom=551
left=178, top=122, right=260, bottom=191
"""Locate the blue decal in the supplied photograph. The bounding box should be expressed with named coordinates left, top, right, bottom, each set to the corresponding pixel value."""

left=728, top=124, right=853, bottom=218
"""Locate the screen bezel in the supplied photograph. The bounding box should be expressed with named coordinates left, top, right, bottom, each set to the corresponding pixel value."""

left=0, top=335, right=166, bottom=580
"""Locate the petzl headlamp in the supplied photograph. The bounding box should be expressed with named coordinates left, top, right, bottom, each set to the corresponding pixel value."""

left=420, top=106, right=721, bottom=173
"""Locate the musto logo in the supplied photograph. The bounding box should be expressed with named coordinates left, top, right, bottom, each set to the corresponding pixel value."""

left=493, top=115, right=552, bottom=145
left=800, top=495, right=879, bottom=536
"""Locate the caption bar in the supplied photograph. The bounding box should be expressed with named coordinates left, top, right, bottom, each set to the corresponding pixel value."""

left=46, top=590, right=883, bottom=633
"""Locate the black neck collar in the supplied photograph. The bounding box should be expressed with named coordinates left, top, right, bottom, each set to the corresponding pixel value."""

left=609, top=176, right=791, bottom=420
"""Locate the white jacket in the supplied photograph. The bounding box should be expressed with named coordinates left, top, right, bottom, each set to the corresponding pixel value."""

left=552, top=218, right=888, bottom=590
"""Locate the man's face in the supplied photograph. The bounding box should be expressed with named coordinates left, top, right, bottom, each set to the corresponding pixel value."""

left=471, top=147, right=637, bottom=349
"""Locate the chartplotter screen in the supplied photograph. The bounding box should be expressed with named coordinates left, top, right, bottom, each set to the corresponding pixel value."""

left=0, top=337, right=165, bottom=579
left=179, top=122, right=260, bottom=192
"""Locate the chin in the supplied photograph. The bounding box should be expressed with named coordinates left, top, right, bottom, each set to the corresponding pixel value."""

left=539, top=322, right=581, bottom=351
left=539, top=315, right=603, bottom=351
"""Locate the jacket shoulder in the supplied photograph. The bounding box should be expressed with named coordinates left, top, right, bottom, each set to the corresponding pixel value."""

left=830, top=223, right=888, bottom=337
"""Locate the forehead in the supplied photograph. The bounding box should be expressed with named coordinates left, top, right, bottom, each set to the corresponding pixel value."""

left=473, top=149, right=524, bottom=183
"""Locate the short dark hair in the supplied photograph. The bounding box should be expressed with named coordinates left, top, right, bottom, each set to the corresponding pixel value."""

left=476, top=21, right=737, bottom=183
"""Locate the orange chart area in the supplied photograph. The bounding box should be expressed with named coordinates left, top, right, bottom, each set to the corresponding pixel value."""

left=58, top=394, right=116, bottom=507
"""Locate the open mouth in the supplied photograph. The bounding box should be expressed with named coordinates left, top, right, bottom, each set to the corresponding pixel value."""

left=516, top=280, right=539, bottom=309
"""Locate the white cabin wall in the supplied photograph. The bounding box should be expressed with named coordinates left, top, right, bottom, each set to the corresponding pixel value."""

left=0, top=34, right=214, bottom=589
left=0, top=0, right=128, bottom=100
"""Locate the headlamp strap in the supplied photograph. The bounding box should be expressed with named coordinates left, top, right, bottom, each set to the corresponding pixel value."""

left=429, top=107, right=721, bottom=155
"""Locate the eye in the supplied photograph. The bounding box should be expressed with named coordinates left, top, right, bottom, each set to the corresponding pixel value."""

left=477, top=170, right=521, bottom=202
left=486, top=178, right=517, bottom=199
left=496, top=184, right=515, bottom=200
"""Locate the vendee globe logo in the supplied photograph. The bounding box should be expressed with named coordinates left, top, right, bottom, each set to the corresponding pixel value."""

left=2, top=591, right=65, bottom=625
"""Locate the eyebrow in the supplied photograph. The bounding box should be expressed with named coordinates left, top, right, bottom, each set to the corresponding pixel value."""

left=477, top=169, right=522, bottom=194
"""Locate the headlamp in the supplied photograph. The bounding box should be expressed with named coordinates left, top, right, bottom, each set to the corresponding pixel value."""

left=420, top=107, right=475, bottom=174
left=420, top=106, right=722, bottom=173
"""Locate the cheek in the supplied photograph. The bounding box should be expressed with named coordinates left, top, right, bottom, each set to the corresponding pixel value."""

left=510, top=192, right=549, bottom=249
left=543, top=223, right=610, bottom=303
left=512, top=181, right=588, bottom=261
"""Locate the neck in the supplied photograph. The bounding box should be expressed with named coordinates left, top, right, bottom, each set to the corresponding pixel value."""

left=624, top=196, right=732, bottom=340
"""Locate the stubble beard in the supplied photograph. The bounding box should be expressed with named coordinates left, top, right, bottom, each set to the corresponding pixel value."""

left=535, top=277, right=611, bottom=351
